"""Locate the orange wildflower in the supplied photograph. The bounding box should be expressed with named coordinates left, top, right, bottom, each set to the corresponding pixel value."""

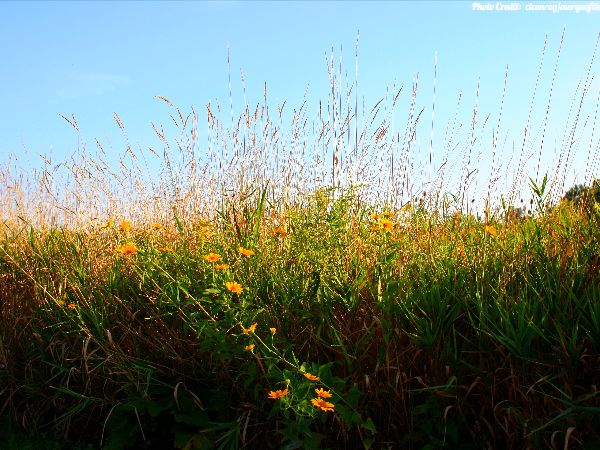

left=380, top=218, right=394, bottom=231
left=226, top=281, right=244, bottom=294
left=242, top=322, right=258, bottom=334
left=119, top=221, right=132, bottom=232
left=215, top=263, right=230, bottom=270
left=244, top=344, right=255, bottom=351
left=238, top=246, right=254, bottom=257
left=311, top=397, right=335, bottom=412
left=304, top=373, right=320, bottom=381
left=485, top=225, right=497, bottom=236
left=272, top=226, right=288, bottom=237
left=203, top=252, right=221, bottom=263
left=315, top=388, right=333, bottom=398
left=267, top=388, right=289, bottom=399
left=116, top=243, right=138, bottom=256
left=67, top=303, right=77, bottom=310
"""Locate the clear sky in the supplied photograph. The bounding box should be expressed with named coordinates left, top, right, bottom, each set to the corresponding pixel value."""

left=1, top=1, right=599, bottom=206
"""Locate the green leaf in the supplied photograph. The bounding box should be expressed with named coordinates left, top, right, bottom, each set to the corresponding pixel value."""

left=362, top=417, right=377, bottom=434
left=362, top=437, right=375, bottom=449
left=346, top=384, right=361, bottom=408
left=173, top=410, right=210, bottom=427
left=203, top=288, right=222, bottom=295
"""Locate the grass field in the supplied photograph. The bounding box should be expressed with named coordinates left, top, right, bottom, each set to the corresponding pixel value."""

left=1, top=43, right=600, bottom=449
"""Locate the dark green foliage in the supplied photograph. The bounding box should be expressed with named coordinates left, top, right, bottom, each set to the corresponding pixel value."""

left=564, top=179, right=600, bottom=209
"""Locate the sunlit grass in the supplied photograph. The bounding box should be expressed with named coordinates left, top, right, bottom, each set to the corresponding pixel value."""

left=1, top=188, right=599, bottom=448
left=1, top=34, right=600, bottom=448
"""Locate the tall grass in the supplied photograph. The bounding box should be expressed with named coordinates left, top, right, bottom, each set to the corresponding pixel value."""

left=1, top=34, right=599, bottom=449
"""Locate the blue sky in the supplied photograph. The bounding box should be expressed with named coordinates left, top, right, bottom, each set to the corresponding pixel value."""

left=1, top=1, right=599, bottom=202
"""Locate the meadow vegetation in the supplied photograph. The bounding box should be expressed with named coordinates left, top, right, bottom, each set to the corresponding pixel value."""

left=1, top=34, right=600, bottom=449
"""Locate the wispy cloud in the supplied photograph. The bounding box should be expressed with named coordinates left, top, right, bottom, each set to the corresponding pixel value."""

left=56, top=71, right=130, bottom=98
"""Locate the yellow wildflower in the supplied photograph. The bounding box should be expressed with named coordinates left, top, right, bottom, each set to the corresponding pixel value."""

left=304, top=373, right=320, bottom=381
left=100, top=219, right=114, bottom=230
left=203, top=253, right=221, bottom=263
left=382, top=211, right=395, bottom=218
left=119, top=221, right=132, bottom=232
left=485, top=225, right=497, bottom=236
left=238, top=246, right=254, bottom=257
left=116, top=243, right=138, bottom=256
left=272, top=226, right=288, bottom=237
left=370, top=213, right=382, bottom=220
left=244, top=344, right=255, bottom=351
left=267, top=388, right=289, bottom=399
left=226, top=281, right=244, bottom=294
left=315, top=388, right=333, bottom=398
left=310, top=397, right=335, bottom=412
left=215, top=263, right=230, bottom=270
left=269, top=327, right=277, bottom=335
left=242, top=322, right=258, bottom=334
left=380, top=218, right=394, bottom=232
